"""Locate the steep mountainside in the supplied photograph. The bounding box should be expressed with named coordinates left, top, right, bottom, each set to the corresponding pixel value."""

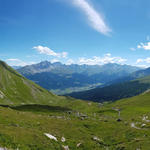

left=17, top=61, right=140, bottom=94
left=0, top=60, right=68, bottom=105
left=68, top=75, right=150, bottom=102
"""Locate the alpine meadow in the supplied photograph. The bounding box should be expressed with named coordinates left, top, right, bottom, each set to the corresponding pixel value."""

left=1, top=0, right=150, bottom=150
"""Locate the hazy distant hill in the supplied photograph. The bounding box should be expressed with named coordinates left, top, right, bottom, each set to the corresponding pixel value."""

left=108, top=67, right=150, bottom=85
left=11, top=66, right=22, bottom=69
left=68, top=74, right=150, bottom=102
left=17, top=61, right=140, bottom=94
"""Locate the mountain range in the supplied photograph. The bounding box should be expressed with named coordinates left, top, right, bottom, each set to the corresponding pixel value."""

left=14, top=60, right=150, bottom=103
left=68, top=67, right=150, bottom=102
left=1, top=60, right=150, bottom=149
left=17, top=61, right=140, bottom=94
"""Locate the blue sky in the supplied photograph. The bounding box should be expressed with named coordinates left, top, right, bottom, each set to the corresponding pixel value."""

left=1, top=0, right=150, bottom=67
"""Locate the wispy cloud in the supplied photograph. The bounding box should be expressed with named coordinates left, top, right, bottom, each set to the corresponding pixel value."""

left=33, top=45, right=68, bottom=58
left=6, top=58, right=36, bottom=66
left=7, top=58, right=21, bottom=62
left=131, top=36, right=150, bottom=51
left=137, top=42, right=150, bottom=50
left=78, top=53, right=126, bottom=65
left=72, top=0, right=111, bottom=35
left=135, top=57, right=150, bottom=68
left=136, top=57, right=150, bottom=64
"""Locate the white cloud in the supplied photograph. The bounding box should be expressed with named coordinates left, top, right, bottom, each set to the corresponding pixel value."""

left=7, top=58, right=21, bottom=62
left=136, top=57, right=150, bottom=64
left=78, top=53, right=127, bottom=65
left=130, top=36, right=150, bottom=51
left=33, top=45, right=68, bottom=58
left=6, top=58, right=36, bottom=66
left=136, top=59, right=143, bottom=63
left=61, top=52, right=68, bottom=58
left=136, top=57, right=150, bottom=68
left=105, top=53, right=111, bottom=57
left=72, top=0, right=111, bottom=35
left=137, top=42, right=150, bottom=50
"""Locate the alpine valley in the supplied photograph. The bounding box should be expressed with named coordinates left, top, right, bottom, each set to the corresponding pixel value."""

left=0, top=60, right=150, bottom=149
left=17, top=61, right=140, bottom=95
left=2, top=0, right=150, bottom=149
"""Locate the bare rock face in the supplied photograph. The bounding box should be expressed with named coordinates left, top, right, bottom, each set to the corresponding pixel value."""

left=93, top=136, right=100, bottom=142
left=76, top=143, right=82, bottom=148
left=61, top=137, right=66, bottom=142
left=44, top=133, right=58, bottom=141
left=62, top=145, right=69, bottom=150
left=0, top=148, right=8, bottom=150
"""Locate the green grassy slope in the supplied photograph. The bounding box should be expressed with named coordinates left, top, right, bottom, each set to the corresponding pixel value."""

left=0, top=91, right=150, bottom=149
left=0, top=60, right=70, bottom=105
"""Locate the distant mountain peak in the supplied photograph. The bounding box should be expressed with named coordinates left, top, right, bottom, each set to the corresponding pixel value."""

left=53, top=62, right=62, bottom=65
left=38, top=60, right=51, bottom=66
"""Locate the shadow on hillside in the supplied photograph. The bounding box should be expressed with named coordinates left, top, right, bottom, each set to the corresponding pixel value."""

left=0, top=104, right=71, bottom=113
